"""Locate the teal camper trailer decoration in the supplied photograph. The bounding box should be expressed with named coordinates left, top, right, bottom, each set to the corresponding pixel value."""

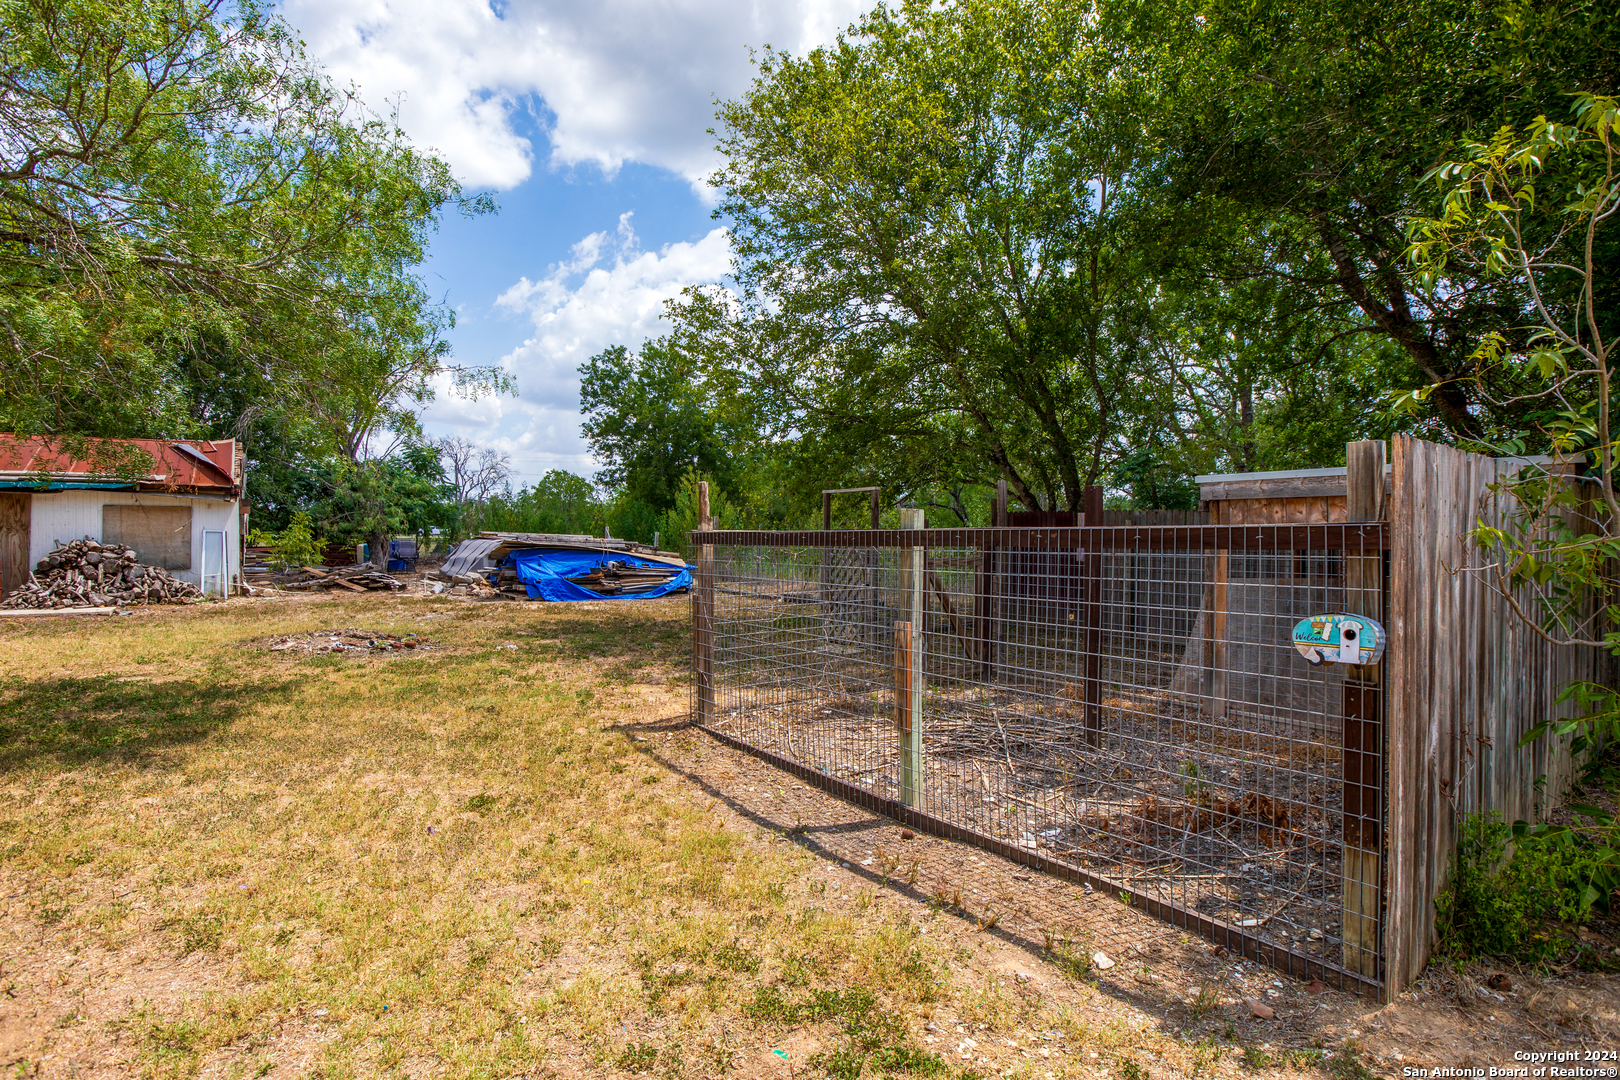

left=1292, top=613, right=1387, bottom=666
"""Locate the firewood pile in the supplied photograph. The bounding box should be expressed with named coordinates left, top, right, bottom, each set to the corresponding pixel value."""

left=1, top=539, right=202, bottom=609
left=273, top=565, right=403, bottom=592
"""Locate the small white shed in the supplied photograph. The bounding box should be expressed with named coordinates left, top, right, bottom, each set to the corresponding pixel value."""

left=0, top=436, right=245, bottom=599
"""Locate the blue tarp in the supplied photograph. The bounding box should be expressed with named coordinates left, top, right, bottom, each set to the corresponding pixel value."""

left=504, top=549, right=693, bottom=602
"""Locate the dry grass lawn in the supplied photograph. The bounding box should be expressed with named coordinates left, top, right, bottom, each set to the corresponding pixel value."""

left=0, top=591, right=1610, bottom=1079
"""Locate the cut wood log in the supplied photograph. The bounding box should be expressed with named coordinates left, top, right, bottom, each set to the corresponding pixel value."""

left=0, top=539, right=202, bottom=609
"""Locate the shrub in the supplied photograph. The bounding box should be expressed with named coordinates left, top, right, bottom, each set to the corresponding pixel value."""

left=1436, top=812, right=1601, bottom=962
left=268, top=511, right=322, bottom=571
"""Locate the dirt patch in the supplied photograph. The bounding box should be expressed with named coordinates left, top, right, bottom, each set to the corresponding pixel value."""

left=253, top=627, right=440, bottom=655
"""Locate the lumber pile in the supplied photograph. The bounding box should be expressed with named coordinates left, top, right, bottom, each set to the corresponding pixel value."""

left=274, top=565, right=403, bottom=592
left=492, top=557, right=690, bottom=599
left=563, top=560, right=689, bottom=597
left=1, top=539, right=202, bottom=608
left=243, top=545, right=275, bottom=584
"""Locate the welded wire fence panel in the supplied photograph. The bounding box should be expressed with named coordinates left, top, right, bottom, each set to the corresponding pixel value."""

left=694, top=525, right=1387, bottom=992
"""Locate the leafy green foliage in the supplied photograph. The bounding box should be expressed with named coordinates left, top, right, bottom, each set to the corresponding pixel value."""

left=580, top=341, right=746, bottom=515
left=1117, top=0, right=1618, bottom=439
left=0, top=0, right=499, bottom=443
left=645, top=0, right=1431, bottom=523
left=266, top=512, right=322, bottom=572
left=1437, top=813, right=1607, bottom=962
left=1111, top=448, right=1198, bottom=511
left=484, top=471, right=607, bottom=537
left=700, top=0, right=1164, bottom=513
left=305, top=442, right=454, bottom=563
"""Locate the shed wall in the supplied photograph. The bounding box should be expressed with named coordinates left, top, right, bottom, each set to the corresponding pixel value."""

left=27, top=491, right=239, bottom=588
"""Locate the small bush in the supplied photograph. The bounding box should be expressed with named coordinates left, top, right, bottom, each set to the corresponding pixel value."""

left=1436, top=813, right=1599, bottom=962
left=267, top=511, right=321, bottom=571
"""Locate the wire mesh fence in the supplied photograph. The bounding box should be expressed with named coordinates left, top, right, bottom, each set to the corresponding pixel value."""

left=692, top=524, right=1387, bottom=993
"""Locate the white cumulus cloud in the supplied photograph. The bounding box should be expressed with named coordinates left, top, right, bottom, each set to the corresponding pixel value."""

left=283, top=0, right=874, bottom=191
left=418, top=216, right=732, bottom=482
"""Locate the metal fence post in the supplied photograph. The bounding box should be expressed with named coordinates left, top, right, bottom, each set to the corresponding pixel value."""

left=899, top=508, right=925, bottom=807
left=1343, top=441, right=1386, bottom=979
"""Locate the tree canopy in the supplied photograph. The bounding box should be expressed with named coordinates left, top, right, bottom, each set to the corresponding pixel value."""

left=655, top=0, right=1521, bottom=515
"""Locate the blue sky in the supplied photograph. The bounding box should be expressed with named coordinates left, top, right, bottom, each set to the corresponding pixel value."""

left=278, top=0, right=871, bottom=485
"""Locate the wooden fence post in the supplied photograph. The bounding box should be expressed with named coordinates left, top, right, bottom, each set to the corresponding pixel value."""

left=1342, top=440, right=1386, bottom=979
left=694, top=482, right=716, bottom=727
left=1082, top=486, right=1105, bottom=747
left=898, top=508, right=926, bottom=806
left=977, top=481, right=1008, bottom=681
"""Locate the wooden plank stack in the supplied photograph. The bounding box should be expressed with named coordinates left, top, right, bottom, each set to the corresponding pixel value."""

left=274, top=565, right=403, bottom=592
left=493, top=558, right=689, bottom=598
left=243, top=545, right=276, bottom=584
left=1, top=539, right=202, bottom=608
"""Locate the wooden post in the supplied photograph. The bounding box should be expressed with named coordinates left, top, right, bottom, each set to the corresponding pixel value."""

left=694, top=482, right=716, bottom=727
left=977, top=481, right=1008, bottom=681
left=1082, top=486, right=1104, bottom=747
left=1204, top=517, right=1229, bottom=719
left=1342, top=440, right=1385, bottom=978
left=895, top=618, right=913, bottom=745
left=899, top=507, right=926, bottom=806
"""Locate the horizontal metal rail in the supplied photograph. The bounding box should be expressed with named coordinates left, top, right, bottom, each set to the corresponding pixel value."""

left=693, top=524, right=1389, bottom=552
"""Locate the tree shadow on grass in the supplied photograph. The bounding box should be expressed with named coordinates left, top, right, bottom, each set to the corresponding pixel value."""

left=0, top=674, right=296, bottom=772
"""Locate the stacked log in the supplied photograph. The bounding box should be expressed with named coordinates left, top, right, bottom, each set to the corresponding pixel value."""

left=243, top=545, right=275, bottom=584
left=1, top=540, right=203, bottom=608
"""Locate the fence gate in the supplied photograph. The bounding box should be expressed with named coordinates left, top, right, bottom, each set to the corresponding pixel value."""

left=692, top=519, right=1388, bottom=995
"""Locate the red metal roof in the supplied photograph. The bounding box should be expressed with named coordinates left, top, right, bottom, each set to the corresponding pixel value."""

left=0, top=435, right=240, bottom=495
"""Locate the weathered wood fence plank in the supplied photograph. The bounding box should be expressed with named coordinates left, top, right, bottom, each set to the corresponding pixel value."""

left=1385, top=436, right=1608, bottom=996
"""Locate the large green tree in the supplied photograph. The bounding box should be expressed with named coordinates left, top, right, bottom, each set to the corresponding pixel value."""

left=697, top=0, right=1164, bottom=513
left=0, top=0, right=499, bottom=449
left=676, top=0, right=1404, bottom=515
left=579, top=339, right=747, bottom=514
left=1110, top=0, right=1620, bottom=438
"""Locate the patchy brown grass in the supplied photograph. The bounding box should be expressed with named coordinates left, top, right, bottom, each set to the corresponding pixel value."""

left=0, top=591, right=1612, bottom=1079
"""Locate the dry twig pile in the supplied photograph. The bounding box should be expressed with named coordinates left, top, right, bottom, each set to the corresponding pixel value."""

left=265, top=628, right=432, bottom=654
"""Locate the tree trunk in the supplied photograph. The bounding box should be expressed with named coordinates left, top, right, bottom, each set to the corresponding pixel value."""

left=1239, top=377, right=1255, bottom=472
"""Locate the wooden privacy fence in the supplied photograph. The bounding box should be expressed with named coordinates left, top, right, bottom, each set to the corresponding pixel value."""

left=1384, top=435, right=1612, bottom=991
left=689, top=436, right=1612, bottom=999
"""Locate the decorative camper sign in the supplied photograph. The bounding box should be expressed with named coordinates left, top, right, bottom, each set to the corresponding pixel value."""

left=1292, top=613, right=1387, bottom=666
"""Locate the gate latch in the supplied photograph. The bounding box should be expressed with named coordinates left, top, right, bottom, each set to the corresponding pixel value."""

left=1292, top=613, right=1386, bottom=666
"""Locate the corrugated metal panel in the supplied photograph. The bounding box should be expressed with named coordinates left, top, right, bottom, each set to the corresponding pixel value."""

left=439, top=537, right=503, bottom=579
